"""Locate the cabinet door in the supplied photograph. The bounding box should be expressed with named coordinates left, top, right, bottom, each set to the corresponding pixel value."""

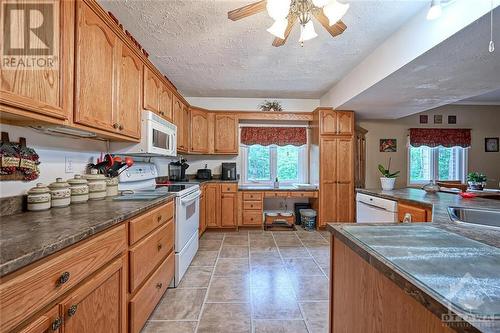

left=220, top=192, right=237, bottom=227
left=74, top=1, right=118, bottom=132
left=117, top=43, right=141, bottom=139
left=199, top=188, right=206, bottom=235
left=60, top=257, right=125, bottom=333
left=336, top=111, right=354, bottom=135
left=320, top=137, right=338, bottom=226
left=214, top=115, right=238, bottom=154
left=0, top=0, right=71, bottom=120
left=172, top=96, right=184, bottom=149
left=320, top=109, right=337, bottom=135
left=143, top=67, right=160, bottom=113
left=159, top=85, right=173, bottom=120
left=182, top=104, right=190, bottom=151
left=18, top=305, right=62, bottom=333
left=336, top=138, right=354, bottom=222
left=205, top=184, right=219, bottom=227
left=190, top=109, right=209, bottom=153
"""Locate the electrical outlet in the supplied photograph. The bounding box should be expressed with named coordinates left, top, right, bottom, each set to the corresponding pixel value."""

left=65, top=156, right=74, bottom=173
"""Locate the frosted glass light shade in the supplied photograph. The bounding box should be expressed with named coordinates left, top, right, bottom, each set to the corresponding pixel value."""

left=299, top=21, right=318, bottom=42
left=323, top=0, right=350, bottom=26
left=266, top=0, right=292, bottom=20
left=426, top=0, right=442, bottom=20
left=267, top=18, right=288, bottom=39
left=312, top=0, right=330, bottom=8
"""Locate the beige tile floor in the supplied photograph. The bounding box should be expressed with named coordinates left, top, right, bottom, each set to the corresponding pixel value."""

left=142, top=228, right=331, bottom=333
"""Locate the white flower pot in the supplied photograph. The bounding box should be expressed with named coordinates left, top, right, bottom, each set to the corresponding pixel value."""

left=380, top=177, right=396, bottom=191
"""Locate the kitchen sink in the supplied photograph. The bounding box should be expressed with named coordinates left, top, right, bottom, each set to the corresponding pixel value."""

left=448, top=206, right=500, bottom=228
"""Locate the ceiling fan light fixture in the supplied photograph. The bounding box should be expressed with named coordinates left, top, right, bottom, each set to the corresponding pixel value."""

left=299, top=20, right=318, bottom=43
left=426, top=0, right=442, bottom=20
left=266, top=0, right=292, bottom=20
left=323, top=0, right=350, bottom=26
left=267, top=18, right=288, bottom=39
left=312, top=0, right=330, bottom=8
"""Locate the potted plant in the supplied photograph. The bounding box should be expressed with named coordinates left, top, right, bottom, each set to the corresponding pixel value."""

left=378, top=158, right=400, bottom=190
left=467, top=172, right=487, bottom=190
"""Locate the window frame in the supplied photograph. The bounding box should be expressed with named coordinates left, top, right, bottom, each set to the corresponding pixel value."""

left=407, top=145, right=468, bottom=186
left=240, top=144, right=309, bottom=185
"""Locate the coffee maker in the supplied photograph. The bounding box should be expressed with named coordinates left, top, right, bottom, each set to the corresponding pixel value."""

left=221, top=163, right=237, bottom=180
left=169, top=158, right=189, bottom=181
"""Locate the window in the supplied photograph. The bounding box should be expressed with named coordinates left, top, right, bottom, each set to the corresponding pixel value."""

left=242, top=144, right=307, bottom=184
left=408, top=146, right=468, bottom=185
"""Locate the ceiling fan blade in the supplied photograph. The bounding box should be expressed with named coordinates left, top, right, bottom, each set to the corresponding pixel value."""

left=228, top=0, right=267, bottom=21
left=272, top=16, right=297, bottom=47
left=313, top=11, right=347, bottom=37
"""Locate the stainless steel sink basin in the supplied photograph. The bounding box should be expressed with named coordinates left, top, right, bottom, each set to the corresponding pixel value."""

left=448, top=206, right=500, bottom=228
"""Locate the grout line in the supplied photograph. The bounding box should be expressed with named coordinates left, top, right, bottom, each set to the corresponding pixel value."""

left=296, top=233, right=329, bottom=279
left=246, top=231, right=255, bottom=333
left=194, top=232, right=226, bottom=333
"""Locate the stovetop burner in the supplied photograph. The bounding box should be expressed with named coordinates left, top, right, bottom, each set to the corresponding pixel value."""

left=155, top=184, right=188, bottom=192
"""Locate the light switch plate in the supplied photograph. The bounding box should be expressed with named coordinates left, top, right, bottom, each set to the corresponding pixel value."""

left=65, top=156, right=74, bottom=173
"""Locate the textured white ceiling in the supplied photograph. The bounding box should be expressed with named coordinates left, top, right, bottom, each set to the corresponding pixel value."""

left=98, top=0, right=427, bottom=98
left=339, top=10, right=500, bottom=119
left=457, top=88, right=500, bottom=104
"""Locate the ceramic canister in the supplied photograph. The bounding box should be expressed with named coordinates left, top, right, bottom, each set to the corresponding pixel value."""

left=48, top=178, right=71, bottom=208
left=27, top=183, right=51, bottom=211
left=105, top=176, right=119, bottom=197
left=84, top=169, right=107, bottom=200
left=67, top=174, right=89, bottom=203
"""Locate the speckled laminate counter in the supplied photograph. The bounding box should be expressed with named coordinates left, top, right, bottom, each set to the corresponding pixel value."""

left=0, top=195, right=175, bottom=277
left=238, top=185, right=318, bottom=191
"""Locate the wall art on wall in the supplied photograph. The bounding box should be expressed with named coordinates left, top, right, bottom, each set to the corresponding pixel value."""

left=380, top=139, right=397, bottom=152
left=434, top=115, right=443, bottom=124
left=485, top=137, right=499, bottom=152
left=448, top=115, right=457, bottom=124
left=419, top=115, right=428, bottom=124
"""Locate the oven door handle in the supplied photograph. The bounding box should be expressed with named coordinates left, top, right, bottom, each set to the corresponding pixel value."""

left=181, top=190, right=201, bottom=205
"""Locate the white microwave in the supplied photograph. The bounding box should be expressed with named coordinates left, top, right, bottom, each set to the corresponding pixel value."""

left=112, top=111, right=177, bottom=156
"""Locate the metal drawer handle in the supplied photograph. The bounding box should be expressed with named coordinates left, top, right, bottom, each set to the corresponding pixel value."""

left=56, top=272, right=70, bottom=286
left=157, top=215, right=162, bottom=222
left=68, top=304, right=78, bottom=317
left=157, top=243, right=162, bottom=251
left=51, top=317, right=63, bottom=330
left=156, top=282, right=163, bottom=289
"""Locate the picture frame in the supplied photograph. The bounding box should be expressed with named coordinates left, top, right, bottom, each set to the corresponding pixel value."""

left=419, top=115, right=428, bottom=124
left=448, top=115, right=457, bottom=124
left=485, top=137, right=499, bottom=152
left=434, top=115, right=443, bottom=124
left=380, top=139, right=397, bottom=152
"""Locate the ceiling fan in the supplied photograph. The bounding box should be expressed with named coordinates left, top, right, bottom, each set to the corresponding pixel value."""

left=228, top=0, right=349, bottom=47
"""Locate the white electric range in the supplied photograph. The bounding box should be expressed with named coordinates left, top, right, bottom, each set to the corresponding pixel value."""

left=116, top=162, right=200, bottom=287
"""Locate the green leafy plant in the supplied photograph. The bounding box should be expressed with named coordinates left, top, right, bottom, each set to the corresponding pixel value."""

left=378, top=158, right=400, bottom=178
left=467, top=172, right=487, bottom=183
left=259, top=100, right=283, bottom=112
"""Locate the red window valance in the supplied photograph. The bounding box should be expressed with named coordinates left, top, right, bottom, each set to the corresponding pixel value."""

left=241, top=127, right=307, bottom=146
left=409, top=128, right=471, bottom=148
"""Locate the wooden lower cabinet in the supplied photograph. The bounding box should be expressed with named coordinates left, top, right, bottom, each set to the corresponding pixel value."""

left=60, top=256, right=126, bottom=333
left=398, top=202, right=431, bottom=223
left=18, top=305, right=62, bottom=333
left=203, top=183, right=238, bottom=229
left=205, top=184, right=219, bottom=228
left=199, top=185, right=207, bottom=235
left=220, top=192, right=237, bottom=227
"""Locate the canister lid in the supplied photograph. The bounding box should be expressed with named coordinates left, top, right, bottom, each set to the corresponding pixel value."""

left=67, top=174, right=88, bottom=185
left=27, top=183, right=50, bottom=194
left=49, top=178, right=70, bottom=189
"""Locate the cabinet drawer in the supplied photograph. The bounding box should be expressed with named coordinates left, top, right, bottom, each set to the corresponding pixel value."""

left=130, top=252, right=174, bottom=333
left=129, top=201, right=174, bottom=245
left=243, top=201, right=262, bottom=210
left=398, top=203, right=428, bottom=223
left=242, top=211, right=263, bottom=226
left=289, top=191, right=318, bottom=198
left=129, top=220, right=174, bottom=292
left=18, top=305, right=61, bottom=333
left=0, top=224, right=126, bottom=332
left=264, top=191, right=289, bottom=198
left=243, top=192, right=263, bottom=201
left=221, top=183, right=238, bottom=193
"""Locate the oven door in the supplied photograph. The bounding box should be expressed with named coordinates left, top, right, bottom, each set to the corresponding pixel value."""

left=148, top=119, right=177, bottom=156
left=175, top=190, right=201, bottom=252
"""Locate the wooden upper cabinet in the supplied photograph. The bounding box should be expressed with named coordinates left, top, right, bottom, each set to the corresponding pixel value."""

left=0, top=0, right=72, bottom=121
left=190, top=109, right=210, bottom=153
left=116, top=44, right=142, bottom=139
left=182, top=104, right=190, bottom=150
left=172, top=95, right=184, bottom=150
left=214, top=114, right=238, bottom=154
left=143, top=67, right=161, bottom=113
left=159, top=85, right=173, bottom=121
left=336, top=111, right=354, bottom=135
left=320, top=109, right=337, bottom=135
left=74, top=1, right=118, bottom=132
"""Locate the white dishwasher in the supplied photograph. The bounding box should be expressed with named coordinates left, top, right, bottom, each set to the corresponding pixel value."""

left=356, top=193, right=398, bottom=223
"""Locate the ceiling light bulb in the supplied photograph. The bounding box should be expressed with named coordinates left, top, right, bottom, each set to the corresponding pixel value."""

left=266, top=0, right=291, bottom=20
left=323, top=0, right=350, bottom=26
left=426, top=0, right=442, bottom=20
left=312, top=0, right=330, bottom=8
left=267, top=18, right=288, bottom=39
left=299, top=21, right=318, bottom=43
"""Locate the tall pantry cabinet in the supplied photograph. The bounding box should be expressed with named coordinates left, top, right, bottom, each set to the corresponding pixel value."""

left=310, top=108, right=355, bottom=227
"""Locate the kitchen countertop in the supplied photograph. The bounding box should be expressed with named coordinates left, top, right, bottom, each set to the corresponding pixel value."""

left=328, top=188, right=500, bottom=332
left=238, top=185, right=318, bottom=191
left=329, top=224, right=500, bottom=333
left=0, top=195, right=175, bottom=277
